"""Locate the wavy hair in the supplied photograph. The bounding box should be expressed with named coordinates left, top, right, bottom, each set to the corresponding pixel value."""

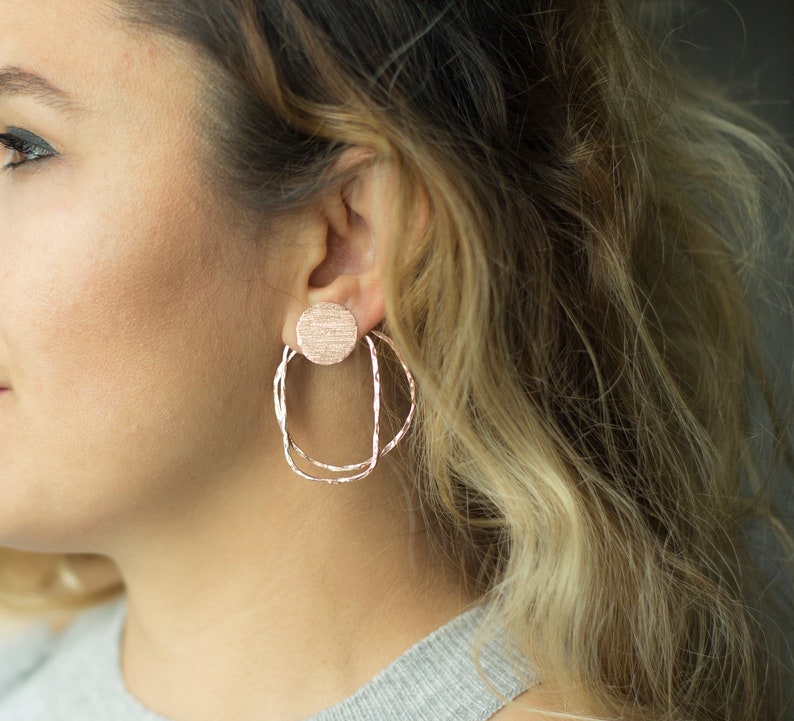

left=2, top=2, right=792, bottom=719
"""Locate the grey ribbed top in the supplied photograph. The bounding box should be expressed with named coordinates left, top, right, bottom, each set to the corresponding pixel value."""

left=0, top=598, right=533, bottom=721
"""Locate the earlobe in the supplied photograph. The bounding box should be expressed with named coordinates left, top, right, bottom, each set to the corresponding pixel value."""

left=281, top=275, right=386, bottom=353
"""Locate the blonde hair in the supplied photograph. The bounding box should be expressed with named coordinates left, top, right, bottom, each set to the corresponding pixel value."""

left=2, top=2, right=792, bottom=718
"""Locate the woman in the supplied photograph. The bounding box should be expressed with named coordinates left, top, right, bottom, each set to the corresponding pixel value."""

left=0, top=1, right=791, bottom=719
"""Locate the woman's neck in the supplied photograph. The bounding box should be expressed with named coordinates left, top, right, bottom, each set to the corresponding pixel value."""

left=110, top=455, right=470, bottom=721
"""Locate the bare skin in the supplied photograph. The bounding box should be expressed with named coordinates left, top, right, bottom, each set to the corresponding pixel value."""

left=0, top=1, right=566, bottom=719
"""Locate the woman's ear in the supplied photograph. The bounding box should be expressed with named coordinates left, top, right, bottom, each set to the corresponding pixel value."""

left=280, top=147, right=426, bottom=353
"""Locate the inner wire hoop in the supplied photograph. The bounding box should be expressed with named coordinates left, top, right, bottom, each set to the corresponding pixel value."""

left=273, top=331, right=417, bottom=484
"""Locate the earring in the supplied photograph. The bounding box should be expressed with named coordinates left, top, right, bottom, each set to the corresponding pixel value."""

left=273, top=302, right=416, bottom=484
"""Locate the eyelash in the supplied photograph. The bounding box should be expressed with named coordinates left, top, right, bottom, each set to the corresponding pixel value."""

left=0, top=130, right=58, bottom=170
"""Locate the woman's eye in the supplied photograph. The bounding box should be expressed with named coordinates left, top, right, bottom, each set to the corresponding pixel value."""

left=0, top=127, right=58, bottom=170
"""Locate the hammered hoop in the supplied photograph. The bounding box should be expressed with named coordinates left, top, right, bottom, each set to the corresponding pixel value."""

left=273, top=330, right=416, bottom=484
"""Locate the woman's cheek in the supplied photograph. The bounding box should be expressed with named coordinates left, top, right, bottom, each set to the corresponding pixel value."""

left=0, top=182, right=216, bottom=519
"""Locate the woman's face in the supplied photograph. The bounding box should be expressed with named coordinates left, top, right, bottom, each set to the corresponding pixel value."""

left=0, top=0, right=291, bottom=550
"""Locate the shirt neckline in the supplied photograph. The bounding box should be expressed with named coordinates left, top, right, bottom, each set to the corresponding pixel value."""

left=97, top=598, right=531, bottom=721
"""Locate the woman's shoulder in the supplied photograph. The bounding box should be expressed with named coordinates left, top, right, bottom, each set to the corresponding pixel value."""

left=0, top=619, right=54, bottom=699
left=0, top=598, right=125, bottom=717
left=487, top=688, right=578, bottom=721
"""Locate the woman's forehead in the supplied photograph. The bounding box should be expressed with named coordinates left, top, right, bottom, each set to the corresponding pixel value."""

left=0, top=0, right=199, bottom=118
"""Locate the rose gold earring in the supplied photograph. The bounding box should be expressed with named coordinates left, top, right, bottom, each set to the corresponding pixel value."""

left=273, top=302, right=416, bottom=484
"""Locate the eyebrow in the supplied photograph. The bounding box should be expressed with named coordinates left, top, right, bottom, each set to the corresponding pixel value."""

left=0, top=66, right=83, bottom=113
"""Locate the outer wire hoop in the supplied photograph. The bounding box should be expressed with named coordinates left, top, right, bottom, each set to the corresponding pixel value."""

left=273, top=331, right=417, bottom=484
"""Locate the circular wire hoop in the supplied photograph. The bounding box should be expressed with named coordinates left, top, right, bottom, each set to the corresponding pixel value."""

left=273, top=331, right=417, bottom=484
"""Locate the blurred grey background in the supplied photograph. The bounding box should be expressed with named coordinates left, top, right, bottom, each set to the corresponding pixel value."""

left=686, top=0, right=794, bottom=707
left=683, top=0, right=794, bottom=136
left=676, top=0, right=792, bottom=451
left=663, top=0, right=794, bottom=702
left=683, top=0, right=793, bottom=139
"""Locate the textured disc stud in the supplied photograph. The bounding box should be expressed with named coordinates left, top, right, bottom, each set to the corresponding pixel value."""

left=296, top=302, right=358, bottom=365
